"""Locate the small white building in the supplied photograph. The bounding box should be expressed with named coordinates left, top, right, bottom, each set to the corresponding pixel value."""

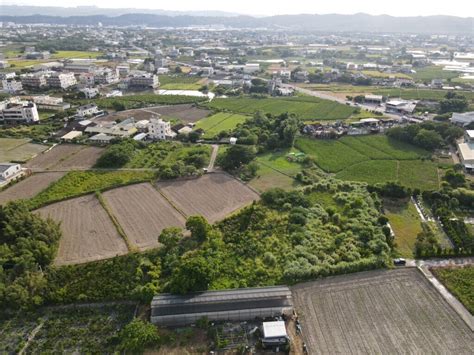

left=261, top=321, right=288, bottom=348
left=80, top=87, right=99, bottom=99
left=148, top=118, right=176, bottom=140
left=61, top=130, right=83, bottom=142
left=76, top=103, right=100, bottom=118
left=0, top=163, right=23, bottom=186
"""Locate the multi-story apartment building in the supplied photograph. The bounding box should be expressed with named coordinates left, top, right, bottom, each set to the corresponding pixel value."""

left=148, top=117, right=175, bottom=140
left=0, top=99, right=39, bottom=123
left=2, top=79, right=23, bottom=94
left=20, top=72, right=48, bottom=89
left=128, top=73, right=159, bottom=89
left=47, top=72, right=77, bottom=89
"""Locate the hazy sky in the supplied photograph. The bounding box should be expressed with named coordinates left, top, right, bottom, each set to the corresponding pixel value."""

left=4, top=0, right=474, bottom=17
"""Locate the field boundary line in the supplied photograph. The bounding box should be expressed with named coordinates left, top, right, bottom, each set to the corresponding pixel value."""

left=417, top=265, right=474, bottom=331
left=18, top=318, right=45, bottom=355
left=95, top=191, right=135, bottom=252
left=152, top=184, right=189, bottom=219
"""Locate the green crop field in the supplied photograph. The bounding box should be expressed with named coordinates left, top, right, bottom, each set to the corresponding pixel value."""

left=249, top=148, right=303, bottom=192
left=195, top=112, right=249, bottom=138
left=159, top=75, right=202, bottom=90
left=51, top=51, right=103, bottom=59
left=295, top=135, right=439, bottom=190
left=384, top=199, right=423, bottom=257
left=205, top=96, right=355, bottom=120
left=410, top=66, right=460, bottom=82
left=432, top=266, right=474, bottom=314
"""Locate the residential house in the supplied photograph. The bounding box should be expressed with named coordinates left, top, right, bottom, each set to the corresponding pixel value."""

left=76, top=103, right=100, bottom=118
left=2, top=79, right=23, bottom=94
left=148, top=117, right=176, bottom=140
left=0, top=163, right=23, bottom=186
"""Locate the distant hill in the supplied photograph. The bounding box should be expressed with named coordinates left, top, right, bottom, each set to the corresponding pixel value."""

left=0, top=8, right=472, bottom=34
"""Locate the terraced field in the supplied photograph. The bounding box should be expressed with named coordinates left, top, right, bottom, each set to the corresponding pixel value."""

left=295, top=135, right=439, bottom=190
left=292, top=268, right=474, bottom=354
left=25, top=144, right=84, bottom=170
left=51, top=146, right=104, bottom=170
left=205, top=96, right=354, bottom=120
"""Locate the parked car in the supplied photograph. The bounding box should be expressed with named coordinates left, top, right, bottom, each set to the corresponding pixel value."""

left=393, top=258, right=406, bottom=266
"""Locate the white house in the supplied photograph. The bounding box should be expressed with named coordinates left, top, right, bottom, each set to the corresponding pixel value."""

left=0, top=163, right=23, bottom=185
left=80, top=87, right=99, bottom=99
left=0, top=99, right=39, bottom=123
left=148, top=118, right=176, bottom=140
left=2, top=79, right=23, bottom=94
left=76, top=103, right=100, bottom=118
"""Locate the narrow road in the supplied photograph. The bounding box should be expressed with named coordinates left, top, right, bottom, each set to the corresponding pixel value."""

left=207, top=144, right=219, bottom=172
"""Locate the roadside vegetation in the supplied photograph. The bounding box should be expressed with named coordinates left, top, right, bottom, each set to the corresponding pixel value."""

left=432, top=266, right=474, bottom=314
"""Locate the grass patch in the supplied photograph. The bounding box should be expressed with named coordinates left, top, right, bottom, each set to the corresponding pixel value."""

left=432, top=266, right=474, bottom=314
left=51, top=50, right=103, bottom=59
left=410, top=66, right=460, bottom=82
left=384, top=198, right=423, bottom=257
left=91, top=94, right=207, bottom=110
left=28, top=170, right=156, bottom=209
left=205, top=96, right=354, bottom=120
left=195, top=112, right=249, bottom=138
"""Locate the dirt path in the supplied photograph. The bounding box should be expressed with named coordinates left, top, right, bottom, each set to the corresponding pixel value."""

left=207, top=144, right=219, bottom=172
left=19, top=319, right=45, bottom=355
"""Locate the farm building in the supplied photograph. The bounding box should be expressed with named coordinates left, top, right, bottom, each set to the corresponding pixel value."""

left=151, top=286, right=293, bottom=326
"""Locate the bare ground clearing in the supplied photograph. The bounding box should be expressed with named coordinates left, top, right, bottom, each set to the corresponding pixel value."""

left=25, top=144, right=84, bottom=170
left=103, top=183, right=186, bottom=251
left=292, top=268, right=474, bottom=355
left=0, top=172, right=65, bottom=205
left=36, top=194, right=128, bottom=266
left=156, top=173, right=259, bottom=223
left=52, top=146, right=104, bottom=170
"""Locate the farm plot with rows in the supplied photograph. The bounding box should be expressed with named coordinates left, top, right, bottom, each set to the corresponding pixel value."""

left=147, top=104, right=211, bottom=123
left=51, top=146, right=104, bottom=170
left=292, top=268, right=474, bottom=355
left=36, top=194, right=129, bottom=265
left=0, top=138, right=48, bottom=162
left=25, top=144, right=84, bottom=170
left=156, top=173, right=259, bottom=223
left=102, top=183, right=186, bottom=251
left=205, top=96, right=354, bottom=120
left=296, top=135, right=439, bottom=190
left=195, top=112, right=249, bottom=138
left=0, top=172, right=65, bottom=205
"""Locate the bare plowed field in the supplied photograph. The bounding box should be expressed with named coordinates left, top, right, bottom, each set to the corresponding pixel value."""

left=25, top=144, right=84, bottom=170
left=0, top=172, right=65, bottom=205
left=36, top=194, right=129, bottom=265
left=103, top=183, right=185, bottom=250
left=0, top=138, right=48, bottom=162
left=292, top=269, right=474, bottom=354
left=52, top=146, right=104, bottom=170
left=156, top=173, right=259, bottom=223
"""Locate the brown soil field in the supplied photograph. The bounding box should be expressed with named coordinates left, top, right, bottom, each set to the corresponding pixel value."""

left=25, top=144, right=84, bottom=170
left=103, top=183, right=186, bottom=251
left=0, top=172, right=65, bottom=205
left=148, top=104, right=211, bottom=123
left=52, top=146, right=104, bottom=170
left=156, top=173, right=259, bottom=223
left=292, top=268, right=474, bottom=354
left=36, top=194, right=129, bottom=266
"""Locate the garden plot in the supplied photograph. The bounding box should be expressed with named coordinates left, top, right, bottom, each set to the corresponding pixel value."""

left=156, top=173, right=259, bottom=223
left=51, top=146, right=104, bottom=170
left=0, top=172, right=65, bottom=205
left=103, top=183, right=186, bottom=250
left=292, top=268, right=474, bottom=355
left=25, top=144, right=84, bottom=170
left=36, top=194, right=128, bottom=265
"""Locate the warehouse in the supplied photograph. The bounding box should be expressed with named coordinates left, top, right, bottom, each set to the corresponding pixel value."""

left=151, top=286, right=293, bottom=326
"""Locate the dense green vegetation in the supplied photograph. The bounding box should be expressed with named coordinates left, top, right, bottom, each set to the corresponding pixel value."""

left=89, top=94, right=207, bottom=111
left=387, top=121, right=464, bottom=150
left=95, top=140, right=211, bottom=178
left=432, top=266, right=474, bottom=314
left=28, top=171, right=156, bottom=209
left=204, top=96, right=355, bottom=120
left=0, top=202, right=61, bottom=310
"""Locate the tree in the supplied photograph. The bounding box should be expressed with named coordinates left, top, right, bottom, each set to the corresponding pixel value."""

left=413, top=129, right=444, bottom=150
left=444, top=169, right=466, bottom=188
left=119, top=319, right=160, bottom=353
left=158, top=227, right=182, bottom=249
left=186, top=216, right=211, bottom=242
left=218, top=145, right=256, bottom=171
left=168, top=250, right=215, bottom=294
left=439, top=93, right=468, bottom=113
left=95, top=140, right=136, bottom=168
